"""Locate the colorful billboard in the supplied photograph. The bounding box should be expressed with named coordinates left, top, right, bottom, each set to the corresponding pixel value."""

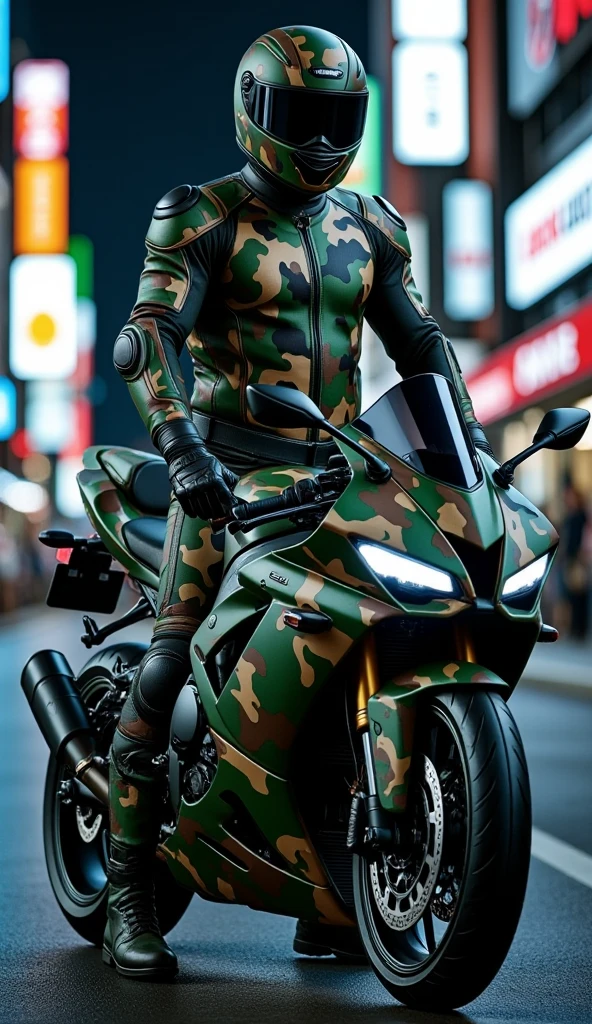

left=505, top=134, right=592, bottom=309
left=9, top=254, right=77, bottom=380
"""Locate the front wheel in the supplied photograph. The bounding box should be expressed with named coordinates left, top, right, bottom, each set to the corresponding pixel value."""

left=354, top=689, right=531, bottom=1011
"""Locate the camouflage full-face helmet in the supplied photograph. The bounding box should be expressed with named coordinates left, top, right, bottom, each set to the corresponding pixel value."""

left=235, top=25, right=368, bottom=193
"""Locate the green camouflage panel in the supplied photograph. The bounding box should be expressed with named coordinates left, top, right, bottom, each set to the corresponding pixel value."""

left=77, top=467, right=160, bottom=589
left=235, top=26, right=367, bottom=193
left=341, top=435, right=505, bottom=553
left=494, top=467, right=558, bottom=619
left=286, top=436, right=474, bottom=613
left=367, top=697, right=415, bottom=813
left=160, top=731, right=354, bottom=926
left=367, top=663, right=508, bottom=813
left=210, top=559, right=398, bottom=777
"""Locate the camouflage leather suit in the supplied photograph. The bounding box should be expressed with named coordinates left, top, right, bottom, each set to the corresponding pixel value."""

left=118, top=175, right=480, bottom=642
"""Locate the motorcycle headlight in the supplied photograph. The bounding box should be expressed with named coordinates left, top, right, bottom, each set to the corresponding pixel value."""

left=358, top=542, right=464, bottom=605
left=501, top=553, right=550, bottom=610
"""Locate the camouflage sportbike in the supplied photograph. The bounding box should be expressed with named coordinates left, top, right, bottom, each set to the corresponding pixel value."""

left=23, top=377, right=588, bottom=1009
left=20, top=22, right=591, bottom=1012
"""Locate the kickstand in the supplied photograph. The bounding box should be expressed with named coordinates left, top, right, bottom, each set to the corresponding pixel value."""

left=81, top=597, right=154, bottom=648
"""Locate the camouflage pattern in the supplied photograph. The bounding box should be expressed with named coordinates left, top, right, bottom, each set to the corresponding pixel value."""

left=367, top=663, right=507, bottom=813
left=234, top=26, right=367, bottom=194
left=109, top=758, right=160, bottom=847
left=78, top=454, right=160, bottom=590
left=131, top=182, right=378, bottom=443
left=161, top=729, right=353, bottom=926
left=81, top=410, right=557, bottom=918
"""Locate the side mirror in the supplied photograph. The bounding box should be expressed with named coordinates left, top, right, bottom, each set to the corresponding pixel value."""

left=246, top=384, right=391, bottom=483
left=246, top=384, right=324, bottom=429
left=494, top=406, right=591, bottom=488
left=533, top=408, right=590, bottom=451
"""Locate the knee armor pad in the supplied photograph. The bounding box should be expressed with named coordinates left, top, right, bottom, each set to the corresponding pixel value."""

left=113, top=325, right=147, bottom=381
left=131, top=634, right=192, bottom=726
left=111, top=726, right=161, bottom=782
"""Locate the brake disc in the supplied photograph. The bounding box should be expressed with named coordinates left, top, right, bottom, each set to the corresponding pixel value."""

left=369, top=754, right=444, bottom=931
left=75, top=805, right=103, bottom=844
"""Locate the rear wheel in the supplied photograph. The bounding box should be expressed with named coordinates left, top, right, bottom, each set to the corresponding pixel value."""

left=43, top=643, right=192, bottom=946
left=354, top=689, right=531, bottom=1010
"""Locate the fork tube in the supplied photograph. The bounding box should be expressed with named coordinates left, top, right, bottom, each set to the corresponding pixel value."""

left=455, top=625, right=476, bottom=663
left=356, top=633, right=391, bottom=844
left=356, top=632, right=380, bottom=730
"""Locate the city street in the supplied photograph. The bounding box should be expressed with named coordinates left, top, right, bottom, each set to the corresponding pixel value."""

left=1, top=608, right=591, bottom=1024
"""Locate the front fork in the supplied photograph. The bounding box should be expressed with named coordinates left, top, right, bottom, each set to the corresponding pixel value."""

left=350, top=633, right=393, bottom=851
left=350, top=625, right=476, bottom=853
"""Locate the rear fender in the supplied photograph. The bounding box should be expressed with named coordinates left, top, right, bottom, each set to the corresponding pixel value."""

left=368, top=661, right=508, bottom=813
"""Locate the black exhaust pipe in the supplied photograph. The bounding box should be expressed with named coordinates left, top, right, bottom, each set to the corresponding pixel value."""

left=21, top=650, right=109, bottom=805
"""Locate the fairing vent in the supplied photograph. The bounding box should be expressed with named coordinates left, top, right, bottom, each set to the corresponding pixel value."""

left=446, top=536, right=502, bottom=600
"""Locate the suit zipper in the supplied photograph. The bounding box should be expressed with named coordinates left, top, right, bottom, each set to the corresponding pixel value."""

left=293, top=213, right=322, bottom=444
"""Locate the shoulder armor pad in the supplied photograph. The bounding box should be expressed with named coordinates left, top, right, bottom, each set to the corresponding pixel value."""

left=153, top=184, right=201, bottom=220
left=146, top=174, right=251, bottom=251
left=358, top=193, right=411, bottom=258
left=329, top=186, right=363, bottom=215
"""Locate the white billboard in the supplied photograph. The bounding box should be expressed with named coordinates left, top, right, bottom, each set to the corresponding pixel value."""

left=392, top=42, right=469, bottom=166
left=10, top=254, right=77, bottom=379
left=443, top=180, right=494, bottom=320
left=505, top=134, right=592, bottom=310
left=392, top=0, right=467, bottom=40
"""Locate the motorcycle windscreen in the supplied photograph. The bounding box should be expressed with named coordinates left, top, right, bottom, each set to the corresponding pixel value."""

left=353, top=374, right=482, bottom=489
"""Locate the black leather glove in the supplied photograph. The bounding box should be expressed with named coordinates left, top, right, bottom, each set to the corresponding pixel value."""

left=468, top=421, right=497, bottom=461
left=153, top=420, right=238, bottom=520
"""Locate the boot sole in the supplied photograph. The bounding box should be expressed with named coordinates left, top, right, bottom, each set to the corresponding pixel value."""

left=102, top=946, right=178, bottom=981
left=293, top=938, right=368, bottom=964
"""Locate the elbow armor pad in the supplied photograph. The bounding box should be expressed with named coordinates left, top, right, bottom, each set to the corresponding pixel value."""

left=113, top=325, right=147, bottom=381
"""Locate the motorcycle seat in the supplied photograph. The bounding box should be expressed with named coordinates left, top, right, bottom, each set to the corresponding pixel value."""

left=121, top=517, right=168, bottom=574
left=97, top=447, right=171, bottom=516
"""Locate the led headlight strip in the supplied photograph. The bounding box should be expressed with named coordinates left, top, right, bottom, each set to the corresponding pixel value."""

left=358, top=541, right=462, bottom=603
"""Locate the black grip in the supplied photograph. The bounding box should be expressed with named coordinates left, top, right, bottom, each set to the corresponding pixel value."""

left=233, top=485, right=301, bottom=522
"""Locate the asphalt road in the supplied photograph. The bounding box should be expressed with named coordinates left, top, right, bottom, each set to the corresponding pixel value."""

left=1, top=608, right=591, bottom=1024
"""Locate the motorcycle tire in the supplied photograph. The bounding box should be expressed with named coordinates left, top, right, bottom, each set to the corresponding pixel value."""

left=354, top=689, right=531, bottom=1011
left=43, top=643, right=193, bottom=947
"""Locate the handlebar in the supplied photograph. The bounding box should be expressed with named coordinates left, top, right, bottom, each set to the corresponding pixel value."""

left=211, top=468, right=350, bottom=534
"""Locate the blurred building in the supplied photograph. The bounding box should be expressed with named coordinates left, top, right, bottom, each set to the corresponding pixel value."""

left=365, top=0, right=592, bottom=523
left=464, top=0, right=592, bottom=519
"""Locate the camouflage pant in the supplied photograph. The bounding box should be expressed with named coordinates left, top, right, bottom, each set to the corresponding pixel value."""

left=153, top=496, right=226, bottom=637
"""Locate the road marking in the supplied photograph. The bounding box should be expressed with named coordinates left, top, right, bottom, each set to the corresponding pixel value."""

left=531, top=827, right=592, bottom=890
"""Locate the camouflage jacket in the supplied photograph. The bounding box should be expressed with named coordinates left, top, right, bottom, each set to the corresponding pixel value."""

left=118, top=170, right=477, bottom=444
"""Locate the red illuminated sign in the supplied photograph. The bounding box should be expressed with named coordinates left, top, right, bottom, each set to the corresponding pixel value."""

left=466, top=298, right=592, bottom=424
left=527, top=0, right=592, bottom=70
left=13, top=60, right=69, bottom=159
left=555, top=0, right=592, bottom=44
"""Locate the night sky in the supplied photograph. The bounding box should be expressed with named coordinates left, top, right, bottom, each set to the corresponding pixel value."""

left=12, top=0, right=368, bottom=449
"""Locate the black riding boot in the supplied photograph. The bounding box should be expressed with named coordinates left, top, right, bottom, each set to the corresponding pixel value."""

left=293, top=919, right=367, bottom=961
left=103, top=838, right=178, bottom=980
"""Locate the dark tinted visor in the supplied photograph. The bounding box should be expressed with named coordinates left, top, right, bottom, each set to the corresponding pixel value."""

left=248, top=82, right=368, bottom=149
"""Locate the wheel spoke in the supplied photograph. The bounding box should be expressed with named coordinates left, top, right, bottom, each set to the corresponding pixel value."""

left=422, top=906, right=436, bottom=953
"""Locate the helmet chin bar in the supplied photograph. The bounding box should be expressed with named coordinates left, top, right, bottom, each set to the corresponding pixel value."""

left=292, top=145, right=349, bottom=189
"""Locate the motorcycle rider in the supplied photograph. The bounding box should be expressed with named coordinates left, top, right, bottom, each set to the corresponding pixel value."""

left=106, top=24, right=493, bottom=979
